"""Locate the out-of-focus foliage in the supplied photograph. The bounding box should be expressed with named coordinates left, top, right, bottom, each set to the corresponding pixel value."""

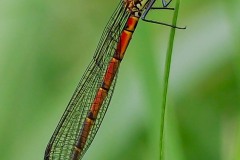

left=0, top=0, right=239, bottom=160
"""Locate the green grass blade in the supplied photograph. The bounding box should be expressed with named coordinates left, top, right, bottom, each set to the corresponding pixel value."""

left=159, top=0, right=182, bottom=159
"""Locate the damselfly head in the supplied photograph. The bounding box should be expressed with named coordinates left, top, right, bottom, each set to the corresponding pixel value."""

left=124, top=0, right=149, bottom=15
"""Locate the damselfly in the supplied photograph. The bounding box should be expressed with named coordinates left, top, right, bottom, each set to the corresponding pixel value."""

left=44, top=0, right=184, bottom=159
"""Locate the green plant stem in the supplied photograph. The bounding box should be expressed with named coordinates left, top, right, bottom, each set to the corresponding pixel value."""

left=159, top=0, right=181, bottom=160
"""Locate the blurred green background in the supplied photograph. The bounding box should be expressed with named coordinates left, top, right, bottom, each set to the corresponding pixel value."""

left=0, top=0, right=239, bottom=160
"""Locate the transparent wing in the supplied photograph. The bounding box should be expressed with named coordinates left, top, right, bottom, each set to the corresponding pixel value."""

left=162, top=0, right=172, bottom=7
left=44, top=1, right=130, bottom=160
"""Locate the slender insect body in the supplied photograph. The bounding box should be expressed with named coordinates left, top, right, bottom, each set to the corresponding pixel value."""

left=44, top=0, right=182, bottom=159
left=71, top=2, right=143, bottom=160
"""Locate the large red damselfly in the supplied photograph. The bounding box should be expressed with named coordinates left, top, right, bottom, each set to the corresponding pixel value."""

left=44, top=0, right=184, bottom=159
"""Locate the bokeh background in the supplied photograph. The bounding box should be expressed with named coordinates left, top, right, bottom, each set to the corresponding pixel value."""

left=0, top=0, right=239, bottom=160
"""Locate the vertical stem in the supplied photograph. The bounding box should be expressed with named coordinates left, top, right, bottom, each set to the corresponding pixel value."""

left=159, top=0, right=181, bottom=159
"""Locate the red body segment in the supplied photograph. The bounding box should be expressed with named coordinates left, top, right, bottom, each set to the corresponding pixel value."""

left=102, top=58, right=120, bottom=90
left=115, top=31, right=132, bottom=60
left=79, top=118, right=93, bottom=148
left=90, top=88, right=108, bottom=119
left=126, top=16, right=139, bottom=31
left=72, top=118, right=93, bottom=160
left=114, top=16, right=139, bottom=60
